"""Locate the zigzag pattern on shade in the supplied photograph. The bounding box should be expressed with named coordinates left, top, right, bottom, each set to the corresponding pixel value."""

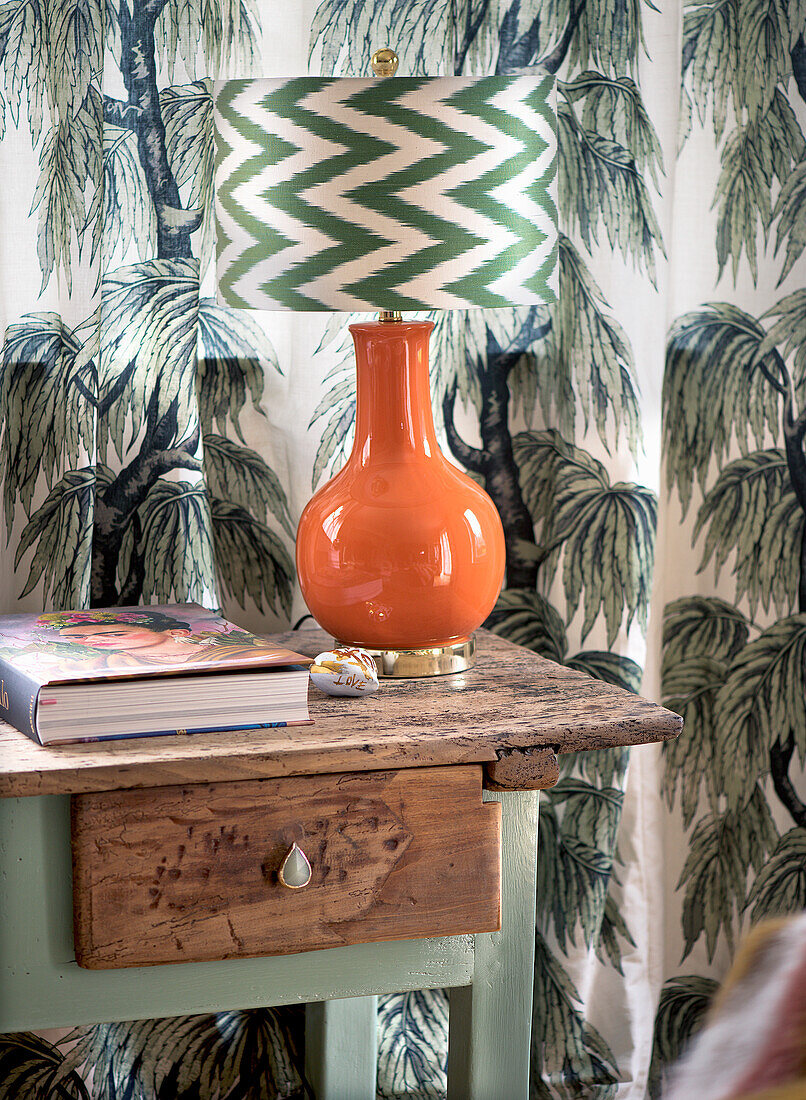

left=214, top=72, right=557, bottom=313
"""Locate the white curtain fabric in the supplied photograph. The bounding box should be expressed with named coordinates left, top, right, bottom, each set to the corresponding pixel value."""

left=2, top=1, right=805, bottom=1097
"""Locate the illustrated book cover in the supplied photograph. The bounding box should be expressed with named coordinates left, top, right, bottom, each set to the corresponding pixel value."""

left=0, top=604, right=312, bottom=745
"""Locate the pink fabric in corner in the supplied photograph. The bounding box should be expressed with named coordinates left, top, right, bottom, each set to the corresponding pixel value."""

left=665, top=916, right=806, bottom=1100
left=730, top=936, right=806, bottom=1097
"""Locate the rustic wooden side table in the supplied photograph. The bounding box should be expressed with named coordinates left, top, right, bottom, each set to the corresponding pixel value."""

left=0, top=629, right=680, bottom=1099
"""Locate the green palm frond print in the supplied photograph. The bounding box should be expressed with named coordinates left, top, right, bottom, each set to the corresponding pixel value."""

left=58, top=1010, right=302, bottom=1100
left=0, top=1032, right=90, bottom=1100
left=2, top=0, right=801, bottom=1097
left=656, top=0, right=806, bottom=1090
left=0, top=0, right=294, bottom=616
left=682, top=0, right=806, bottom=282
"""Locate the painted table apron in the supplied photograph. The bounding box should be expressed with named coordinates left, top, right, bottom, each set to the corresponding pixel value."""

left=0, top=629, right=681, bottom=1099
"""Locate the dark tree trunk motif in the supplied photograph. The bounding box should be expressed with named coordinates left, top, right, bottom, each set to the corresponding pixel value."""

left=768, top=384, right=806, bottom=825
left=117, top=0, right=200, bottom=258
left=91, top=390, right=202, bottom=604
left=443, top=318, right=552, bottom=591
left=791, top=34, right=806, bottom=105
left=770, top=733, right=806, bottom=830
left=89, top=0, right=206, bottom=603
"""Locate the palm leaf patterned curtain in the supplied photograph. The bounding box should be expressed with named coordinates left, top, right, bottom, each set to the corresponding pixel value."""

left=0, top=1, right=804, bottom=1097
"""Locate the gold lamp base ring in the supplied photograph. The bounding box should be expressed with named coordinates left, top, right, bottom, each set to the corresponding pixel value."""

left=338, top=636, right=476, bottom=678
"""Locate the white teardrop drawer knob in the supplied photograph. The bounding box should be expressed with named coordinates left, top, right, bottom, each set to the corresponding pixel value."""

left=278, top=842, right=312, bottom=889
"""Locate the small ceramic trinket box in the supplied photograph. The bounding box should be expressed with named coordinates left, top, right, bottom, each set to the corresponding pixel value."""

left=309, top=647, right=379, bottom=697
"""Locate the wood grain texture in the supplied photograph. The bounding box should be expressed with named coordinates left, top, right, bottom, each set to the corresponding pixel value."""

left=72, top=766, right=501, bottom=969
left=0, top=628, right=682, bottom=798
left=484, top=746, right=560, bottom=791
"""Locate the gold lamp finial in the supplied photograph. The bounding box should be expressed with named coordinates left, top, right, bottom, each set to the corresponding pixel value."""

left=371, top=47, right=399, bottom=78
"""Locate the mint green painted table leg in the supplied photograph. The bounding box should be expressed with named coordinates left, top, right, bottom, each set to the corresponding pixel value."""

left=305, top=996, right=378, bottom=1099
left=447, top=790, right=539, bottom=1100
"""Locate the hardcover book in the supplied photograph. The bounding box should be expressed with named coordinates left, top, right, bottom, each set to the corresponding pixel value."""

left=0, top=604, right=312, bottom=746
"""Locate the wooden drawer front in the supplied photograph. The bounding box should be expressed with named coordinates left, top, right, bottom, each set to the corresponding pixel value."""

left=71, top=766, right=500, bottom=969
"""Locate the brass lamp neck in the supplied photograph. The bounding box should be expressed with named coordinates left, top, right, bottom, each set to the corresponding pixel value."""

left=372, top=49, right=402, bottom=326
left=373, top=49, right=402, bottom=327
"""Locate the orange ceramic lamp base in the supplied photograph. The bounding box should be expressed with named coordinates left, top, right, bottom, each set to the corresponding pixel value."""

left=296, top=320, right=505, bottom=673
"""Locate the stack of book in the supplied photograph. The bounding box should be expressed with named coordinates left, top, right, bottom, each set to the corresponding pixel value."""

left=0, top=603, right=312, bottom=745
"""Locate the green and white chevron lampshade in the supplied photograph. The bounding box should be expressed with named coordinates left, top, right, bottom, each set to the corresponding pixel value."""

left=214, top=71, right=557, bottom=313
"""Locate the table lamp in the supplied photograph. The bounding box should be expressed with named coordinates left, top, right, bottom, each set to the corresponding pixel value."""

left=214, top=51, right=557, bottom=676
